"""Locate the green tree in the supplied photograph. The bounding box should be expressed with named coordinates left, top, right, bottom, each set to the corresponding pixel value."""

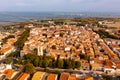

left=56, top=59, right=64, bottom=68
left=60, top=32, right=64, bottom=37
left=42, top=33, right=47, bottom=37
left=42, top=59, right=49, bottom=68
left=14, top=28, right=30, bottom=47
left=52, top=45, right=56, bottom=50
left=24, top=63, right=35, bottom=74
left=94, top=30, right=118, bottom=39
left=18, top=58, right=22, bottom=64
left=80, top=54, right=89, bottom=60
left=33, top=57, right=39, bottom=67
left=24, top=53, right=37, bottom=63
left=5, top=58, right=12, bottom=64
left=102, top=74, right=113, bottom=80
left=71, top=60, right=76, bottom=69
left=64, top=59, right=72, bottom=69
left=75, top=61, right=81, bottom=69
left=8, top=52, right=14, bottom=57
left=2, top=35, right=15, bottom=43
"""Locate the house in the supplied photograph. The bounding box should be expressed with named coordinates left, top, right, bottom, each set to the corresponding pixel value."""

left=85, top=76, right=94, bottom=80
left=18, top=73, right=30, bottom=80
left=80, top=60, right=90, bottom=70
left=47, top=73, right=58, bottom=80
left=3, top=69, right=18, bottom=79
left=60, top=73, right=70, bottom=80
left=32, top=72, right=45, bottom=80
left=7, top=38, right=16, bottom=45
left=0, top=63, right=12, bottom=73
left=68, top=74, right=76, bottom=80
left=0, top=64, right=6, bottom=73
left=0, top=46, right=15, bottom=55
left=103, top=66, right=115, bottom=74
left=65, top=47, right=71, bottom=52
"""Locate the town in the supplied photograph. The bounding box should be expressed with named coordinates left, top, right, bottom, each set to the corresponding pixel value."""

left=0, top=18, right=120, bottom=80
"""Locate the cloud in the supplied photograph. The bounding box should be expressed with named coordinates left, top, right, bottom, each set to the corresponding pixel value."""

left=0, top=0, right=120, bottom=12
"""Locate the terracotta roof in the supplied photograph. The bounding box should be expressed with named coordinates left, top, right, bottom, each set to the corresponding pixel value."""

left=47, top=73, right=57, bottom=80
left=85, top=76, right=94, bottom=80
left=116, top=64, right=120, bottom=69
left=60, top=73, right=70, bottom=80
left=105, top=59, right=114, bottom=67
left=7, top=38, right=16, bottom=45
left=110, top=44, right=120, bottom=49
left=104, top=66, right=111, bottom=69
left=3, top=69, right=16, bottom=79
left=18, top=73, right=29, bottom=80
left=0, top=47, right=12, bottom=54
left=68, top=75, right=76, bottom=80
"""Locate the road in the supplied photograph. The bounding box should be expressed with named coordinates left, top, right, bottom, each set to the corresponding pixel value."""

left=35, top=67, right=104, bottom=75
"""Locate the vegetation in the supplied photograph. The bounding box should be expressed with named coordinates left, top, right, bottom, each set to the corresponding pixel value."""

left=56, top=59, right=64, bottom=68
left=8, top=52, right=15, bottom=57
left=51, top=45, right=57, bottom=50
left=79, top=54, right=89, bottom=60
left=42, top=33, right=47, bottom=37
left=76, top=23, right=85, bottom=26
left=60, top=32, right=64, bottom=37
left=102, top=74, right=113, bottom=80
left=22, top=53, right=81, bottom=69
left=5, top=58, right=12, bottom=64
left=94, top=29, right=119, bottom=39
left=14, top=28, right=30, bottom=47
left=54, top=19, right=64, bottom=25
left=24, top=62, right=35, bottom=74
left=2, top=35, right=15, bottom=43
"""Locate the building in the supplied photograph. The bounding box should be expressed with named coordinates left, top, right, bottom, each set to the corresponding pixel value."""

left=18, top=73, right=30, bottom=80
left=85, top=76, right=94, bottom=80
left=3, top=69, right=18, bottom=79
left=47, top=73, right=58, bottom=80
left=32, top=72, right=45, bottom=80
left=37, top=46, right=43, bottom=56
left=60, top=73, right=70, bottom=80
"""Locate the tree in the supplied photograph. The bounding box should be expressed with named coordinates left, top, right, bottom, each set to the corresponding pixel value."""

left=60, top=32, right=64, bottom=37
left=56, top=59, right=64, bottom=68
left=18, top=58, right=22, bottom=64
left=100, top=49, right=104, bottom=52
left=52, top=45, right=56, bottom=50
left=14, top=28, right=30, bottom=47
left=8, top=52, right=14, bottom=57
left=102, top=74, right=113, bottom=80
left=2, top=35, right=15, bottom=43
left=42, top=59, right=49, bottom=68
left=5, top=58, right=12, bottom=64
left=42, top=33, right=47, bottom=37
left=33, top=57, right=39, bottom=67
left=75, top=61, right=81, bottom=69
left=80, top=54, right=89, bottom=60
left=71, top=60, right=76, bottom=69
left=94, top=30, right=118, bottom=39
left=76, top=23, right=85, bottom=26
left=64, top=59, right=72, bottom=69
left=24, top=53, right=37, bottom=63
left=48, top=60, right=53, bottom=68
left=24, top=63, right=35, bottom=74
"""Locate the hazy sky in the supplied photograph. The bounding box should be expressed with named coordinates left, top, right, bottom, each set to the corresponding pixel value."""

left=0, top=0, right=120, bottom=12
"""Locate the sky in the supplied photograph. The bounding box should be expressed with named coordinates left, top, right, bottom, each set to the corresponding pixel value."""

left=0, top=0, right=120, bottom=12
